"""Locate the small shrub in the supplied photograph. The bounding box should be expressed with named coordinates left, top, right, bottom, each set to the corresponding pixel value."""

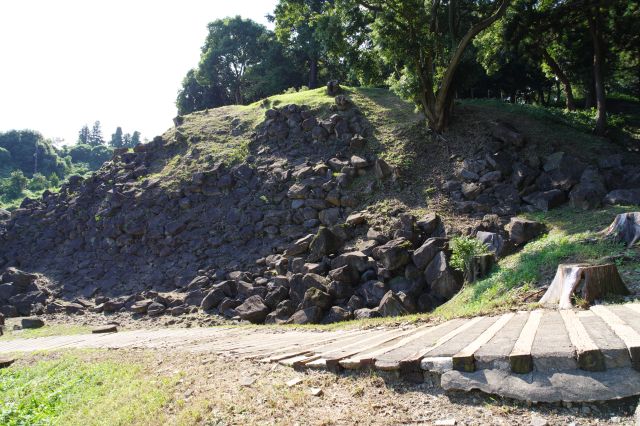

left=27, top=173, right=49, bottom=191
left=449, top=235, right=490, bottom=276
left=7, top=170, right=28, bottom=198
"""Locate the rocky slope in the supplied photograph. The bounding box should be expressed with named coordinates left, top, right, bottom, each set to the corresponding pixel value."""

left=0, top=87, right=638, bottom=325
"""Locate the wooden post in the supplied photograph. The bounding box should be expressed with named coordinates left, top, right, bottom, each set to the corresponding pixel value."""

left=539, top=263, right=629, bottom=309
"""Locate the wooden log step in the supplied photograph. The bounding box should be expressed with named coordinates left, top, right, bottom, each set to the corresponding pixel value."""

left=577, top=310, right=631, bottom=369
left=474, top=312, right=529, bottom=371
left=260, top=330, right=371, bottom=363
left=531, top=311, right=577, bottom=372
left=302, top=328, right=412, bottom=370
left=335, top=325, right=435, bottom=370
left=452, top=313, right=514, bottom=372
left=509, top=310, right=543, bottom=374
left=374, top=319, right=466, bottom=371
left=416, top=317, right=485, bottom=371
left=591, top=305, right=640, bottom=371
left=282, top=330, right=392, bottom=368
left=560, top=310, right=605, bottom=371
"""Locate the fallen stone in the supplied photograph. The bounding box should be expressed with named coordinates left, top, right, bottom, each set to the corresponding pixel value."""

left=146, top=302, right=166, bottom=316
left=372, top=238, right=412, bottom=271
left=21, top=317, right=44, bottom=329
left=309, top=387, right=323, bottom=397
left=288, top=306, right=323, bottom=324
left=92, top=325, right=118, bottom=334
left=522, top=189, right=566, bottom=211
left=378, top=291, right=409, bottom=317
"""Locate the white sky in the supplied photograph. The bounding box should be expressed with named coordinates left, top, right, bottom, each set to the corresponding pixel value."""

left=0, top=0, right=277, bottom=146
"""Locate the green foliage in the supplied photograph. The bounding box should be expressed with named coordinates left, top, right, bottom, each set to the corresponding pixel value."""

left=63, top=144, right=113, bottom=170
left=436, top=206, right=635, bottom=319
left=27, top=173, right=49, bottom=191
left=449, top=235, right=490, bottom=275
left=7, top=170, right=28, bottom=198
left=0, top=130, right=68, bottom=178
left=109, top=126, right=123, bottom=148
left=0, top=355, right=175, bottom=425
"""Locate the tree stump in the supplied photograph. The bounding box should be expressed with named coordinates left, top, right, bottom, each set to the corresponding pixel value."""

left=539, top=263, right=630, bottom=309
left=466, top=254, right=495, bottom=283
left=603, top=212, right=640, bottom=247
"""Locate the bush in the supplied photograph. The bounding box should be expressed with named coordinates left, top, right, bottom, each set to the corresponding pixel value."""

left=449, top=235, right=490, bottom=278
left=7, top=170, right=28, bottom=198
left=27, top=173, right=49, bottom=191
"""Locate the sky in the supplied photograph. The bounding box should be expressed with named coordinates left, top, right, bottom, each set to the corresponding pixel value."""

left=0, top=0, right=278, bottom=146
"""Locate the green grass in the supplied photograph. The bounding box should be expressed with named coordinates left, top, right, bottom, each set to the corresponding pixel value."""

left=0, top=353, right=176, bottom=425
left=1, top=324, right=91, bottom=341
left=435, top=205, right=638, bottom=319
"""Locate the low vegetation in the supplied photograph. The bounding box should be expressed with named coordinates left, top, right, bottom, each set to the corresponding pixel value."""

left=0, top=353, right=176, bottom=426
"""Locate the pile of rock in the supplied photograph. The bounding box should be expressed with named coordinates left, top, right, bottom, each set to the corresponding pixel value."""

left=447, top=123, right=640, bottom=215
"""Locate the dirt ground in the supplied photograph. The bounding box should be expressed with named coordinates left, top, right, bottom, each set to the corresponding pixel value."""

left=16, top=349, right=639, bottom=426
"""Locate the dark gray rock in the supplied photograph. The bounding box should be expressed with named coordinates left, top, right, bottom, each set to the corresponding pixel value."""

left=492, top=122, right=525, bottom=147
left=569, top=167, right=607, bottom=210
left=412, top=238, right=448, bottom=270
left=604, top=189, right=640, bottom=206
left=424, top=251, right=463, bottom=301
left=476, top=231, right=505, bottom=257
left=236, top=295, right=270, bottom=324
left=322, top=306, right=352, bottom=324
left=357, top=280, right=387, bottom=308
left=200, top=288, right=226, bottom=311
left=21, top=317, right=44, bottom=329
left=508, top=217, right=546, bottom=246
left=301, top=287, right=332, bottom=309
left=147, top=302, right=166, bottom=316
left=522, top=189, right=566, bottom=211
left=353, top=308, right=380, bottom=320
left=288, top=306, right=323, bottom=324
left=308, top=227, right=343, bottom=262
left=378, top=291, right=409, bottom=317
left=372, top=238, right=412, bottom=271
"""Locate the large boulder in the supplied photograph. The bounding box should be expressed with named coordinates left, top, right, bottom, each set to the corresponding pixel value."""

left=508, top=217, right=546, bottom=246
left=236, top=295, right=270, bottom=324
left=492, top=122, right=525, bottom=148
left=378, top=291, right=409, bottom=317
left=307, top=227, right=343, bottom=262
left=372, top=238, right=412, bottom=271
left=21, top=317, right=44, bottom=329
left=424, top=251, right=463, bottom=301
left=301, top=287, right=332, bottom=309
left=1, top=268, right=37, bottom=289
left=322, top=306, right=352, bottom=324
left=357, top=280, right=387, bottom=308
left=288, top=306, right=323, bottom=324
left=412, top=238, right=448, bottom=270
left=569, top=167, right=607, bottom=210
left=522, top=189, right=566, bottom=211
left=604, top=189, right=640, bottom=206
left=200, top=288, right=226, bottom=311
left=542, top=152, right=586, bottom=191
left=476, top=231, right=505, bottom=257
left=289, top=273, right=328, bottom=305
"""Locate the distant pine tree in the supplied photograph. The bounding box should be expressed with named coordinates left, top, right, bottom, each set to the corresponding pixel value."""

left=77, top=125, right=90, bottom=145
left=110, top=126, right=124, bottom=148
left=130, top=131, right=141, bottom=148
left=88, top=121, right=104, bottom=146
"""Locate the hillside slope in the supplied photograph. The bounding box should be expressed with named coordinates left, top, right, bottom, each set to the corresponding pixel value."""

left=0, top=87, right=638, bottom=325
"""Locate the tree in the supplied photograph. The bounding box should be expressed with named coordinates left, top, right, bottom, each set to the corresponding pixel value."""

left=8, top=170, right=28, bottom=197
left=88, top=121, right=105, bottom=146
left=110, top=126, right=124, bottom=148
left=176, top=68, right=231, bottom=115
left=197, top=16, right=269, bottom=105
left=273, top=0, right=338, bottom=89
left=130, top=131, right=141, bottom=147
left=78, top=125, right=90, bottom=145
left=123, top=133, right=132, bottom=148
left=345, top=0, right=510, bottom=132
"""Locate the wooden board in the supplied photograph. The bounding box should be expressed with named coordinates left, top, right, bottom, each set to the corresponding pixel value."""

left=560, top=309, right=605, bottom=371
left=374, top=319, right=466, bottom=371
left=452, top=313, right=514, bottom=372
left=509, top=310, right=543, bottom=374
left=591, top=305, right=640, bottom=371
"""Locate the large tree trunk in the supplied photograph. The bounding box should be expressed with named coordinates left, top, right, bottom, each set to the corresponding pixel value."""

left=423, top=0, right=510, bottom=132
left=541, top=49, right=576, bottom=111
left=587, top=3, right=607, bottom=135
left=308, top=57, right=319, bottom=89
left=540, top=263, right=629, bottom=309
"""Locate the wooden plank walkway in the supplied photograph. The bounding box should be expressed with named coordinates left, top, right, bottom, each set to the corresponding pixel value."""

left=3, top=303, right=640, bottom=379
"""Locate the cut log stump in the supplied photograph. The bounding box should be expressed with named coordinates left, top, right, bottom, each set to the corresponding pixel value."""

left=540, top=264, right=630, bottom=309
left=604, top=212, right=640, bottom=247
